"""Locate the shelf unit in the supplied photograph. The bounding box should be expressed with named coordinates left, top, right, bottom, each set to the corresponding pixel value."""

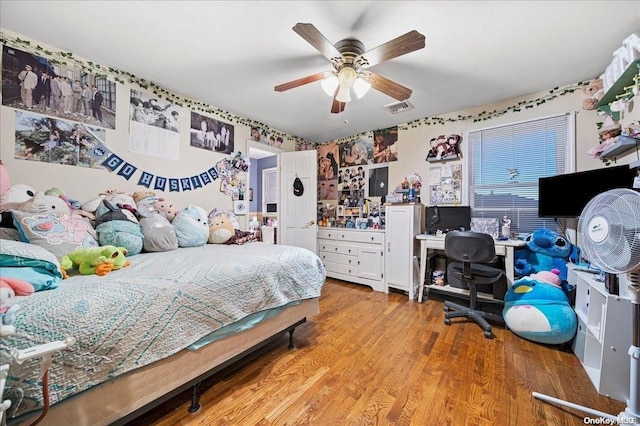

left=600, top=135, right=638, bottom=159
left=597, top=58, right=640, bottom=113
left=569, top=265, right=632, bottom=401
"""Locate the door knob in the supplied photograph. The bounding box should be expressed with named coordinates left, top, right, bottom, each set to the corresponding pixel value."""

left=304, top=219, right=316, bottom=228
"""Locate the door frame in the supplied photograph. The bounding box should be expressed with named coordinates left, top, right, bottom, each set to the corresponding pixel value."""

left=247, top=140, right=283, bottom=242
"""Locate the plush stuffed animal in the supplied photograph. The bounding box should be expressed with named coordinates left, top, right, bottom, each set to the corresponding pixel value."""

left=60, top=245, right=130, bottom=278
left=132, top=190, right=159, bottom=218
left=503, top=270, right=577, bottom=345
left=208, top=212, right=235, bottom=244
left=16, top=191, right=71, bottom=215
left=582, top=78, right=605, bottom=110
left=95, top=190, right=136, bottom=220
left=153, top=197, right=179, bottom=222
left=173, top=204, right=209, bottom=247
left=514, top=228, right=573, bottom=283
left=0, top=183, right=36, bottom=212
left=94, top=200, right=144, bottom=255
left=139, top=213, right=178, bottom=252
left=1, top=277, right=35, bottom=337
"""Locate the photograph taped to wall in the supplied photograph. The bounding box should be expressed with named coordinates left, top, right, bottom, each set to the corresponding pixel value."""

left=2, top=45, right=117, bottom=130
left=190, top=111, right=235, bottom=154
left=317, top=142, right=339, bottom=181
left=318, top=179, right=338, bottom=201
left=372, top=127, right=399, bottom=164
left=130, top=89, right=181, bottom=133
left=339, top=136, right=371, bottom=167
left=14, top=110, right=107, bottom=168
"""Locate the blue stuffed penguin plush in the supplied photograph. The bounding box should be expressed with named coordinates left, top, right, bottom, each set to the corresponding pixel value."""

left=503, top=270, right=577, bottom=345
left=514, top=228, right=573, bottom=283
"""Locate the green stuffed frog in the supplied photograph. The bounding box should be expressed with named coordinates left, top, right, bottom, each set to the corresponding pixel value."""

left=60, top=245, right=130, bottom=278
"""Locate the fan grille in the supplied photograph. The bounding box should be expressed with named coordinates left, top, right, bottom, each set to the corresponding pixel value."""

left=578, top=188, right=640, bottom=274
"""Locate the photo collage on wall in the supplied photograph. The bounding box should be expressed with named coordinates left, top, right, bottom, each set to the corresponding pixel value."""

left=429, top=164, right=462, bottom=205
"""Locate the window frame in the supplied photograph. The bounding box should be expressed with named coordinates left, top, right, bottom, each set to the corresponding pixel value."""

left=463, top=112, right=575, bottom=236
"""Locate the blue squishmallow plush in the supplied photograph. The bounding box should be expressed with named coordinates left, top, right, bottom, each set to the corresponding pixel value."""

left=503, top=271, right=577, bottom=345
left=172, top=204, right=209, bottom=247
left=514, top=228, right=574, bottom=283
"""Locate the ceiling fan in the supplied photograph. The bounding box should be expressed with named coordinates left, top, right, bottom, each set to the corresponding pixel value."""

left=274, top=23, right=425, bottom=114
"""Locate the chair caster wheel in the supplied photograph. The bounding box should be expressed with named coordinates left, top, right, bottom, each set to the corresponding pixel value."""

left=444, top=306, right=450, bottom=312
left=444, top=319, right=451, bottom=325
left=484, top=331, right=492, bottom=339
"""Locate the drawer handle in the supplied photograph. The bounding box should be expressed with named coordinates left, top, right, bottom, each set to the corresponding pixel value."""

left=348, top=249, right=351, bottom=253
left=342, top=234, right=345, bottom=238
left=335, top=247, right=338, bottom=251
left=371, top=237, right=374, bottom=241
left=348, top=259, right=351, bottom=264
left=322, top=245, right=326, bottom=250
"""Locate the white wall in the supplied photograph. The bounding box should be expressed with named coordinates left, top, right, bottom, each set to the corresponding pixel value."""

left=0, top=29, right=296, bottom=228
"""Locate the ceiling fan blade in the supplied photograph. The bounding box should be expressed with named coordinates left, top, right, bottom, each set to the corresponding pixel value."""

left=331, top=96, right=346, bottom=114
left=358, top=30, right=425, bottom=68
left=293, top=23, right=343, bottom=62
left=275, top=71, right=330, bottom=92
left=362, top=72, right=412, bottom=101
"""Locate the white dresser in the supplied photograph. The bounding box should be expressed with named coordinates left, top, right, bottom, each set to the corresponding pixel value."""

left=317, top=228, right=385, bottom=292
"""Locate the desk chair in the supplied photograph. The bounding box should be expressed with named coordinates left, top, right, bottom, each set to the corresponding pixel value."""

left=443, top=231, right=505, bottom=338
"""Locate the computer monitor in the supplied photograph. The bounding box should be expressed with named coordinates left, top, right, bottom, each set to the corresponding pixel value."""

left=426, top=205, right=472, bottom=235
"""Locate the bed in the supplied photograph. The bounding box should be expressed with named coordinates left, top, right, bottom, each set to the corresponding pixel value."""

left=1, top=241, right=326, bottom=425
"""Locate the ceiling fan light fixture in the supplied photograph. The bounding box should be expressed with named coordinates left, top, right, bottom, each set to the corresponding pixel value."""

left=321, top=75, right=339, bottom=97
left=335, top=85, right=352, bottom=103
left=353, top=77, right=371, bottom=99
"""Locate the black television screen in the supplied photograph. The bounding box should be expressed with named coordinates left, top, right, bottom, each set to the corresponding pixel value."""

left=538, top=165, right=636, bottom=218
left=426, top=205, right=472, bottom=234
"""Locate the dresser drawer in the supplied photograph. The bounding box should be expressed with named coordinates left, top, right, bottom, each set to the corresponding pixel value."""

left=320, top=252, right=359, bottom=266
left=337, top=230, right=383, bottom=244
left=324, top=261, right=359, bottom=277
left=317, top=229, right=337, bottom=240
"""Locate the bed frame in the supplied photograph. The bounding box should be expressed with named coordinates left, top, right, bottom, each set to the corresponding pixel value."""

left=10, top=298, right=319, bottom=426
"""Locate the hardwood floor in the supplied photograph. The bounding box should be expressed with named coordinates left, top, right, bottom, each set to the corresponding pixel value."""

left=127, top=278, right=626, bottom=425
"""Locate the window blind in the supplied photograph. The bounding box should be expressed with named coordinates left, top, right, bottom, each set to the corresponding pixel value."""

left=467, top=113, right=572, bottom=235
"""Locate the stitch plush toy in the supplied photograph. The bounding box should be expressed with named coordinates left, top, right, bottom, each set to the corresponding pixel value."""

left=503, top=269, right=577, bottom=345
left=514, top=228, right=574, bottom=284
left=60, top=245, right=130, bottom=278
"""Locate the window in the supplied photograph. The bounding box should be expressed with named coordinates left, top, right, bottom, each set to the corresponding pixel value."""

left=467, top=113, right=574, bottom=235
left=262, top=167, right=278, bottom=216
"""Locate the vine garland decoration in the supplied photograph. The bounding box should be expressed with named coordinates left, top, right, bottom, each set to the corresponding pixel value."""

left=0, top=31, right=308, bottom=144
left=1, top=31, right=591, bottom=147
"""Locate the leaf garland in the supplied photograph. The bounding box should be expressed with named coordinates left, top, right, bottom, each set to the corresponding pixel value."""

left=0, top=31, right=308, bottom=144
left=2, top=31, right=590, bottom=147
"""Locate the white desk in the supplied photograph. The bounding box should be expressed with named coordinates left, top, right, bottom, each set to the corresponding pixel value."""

left=417, top=234, right=525, bottom=303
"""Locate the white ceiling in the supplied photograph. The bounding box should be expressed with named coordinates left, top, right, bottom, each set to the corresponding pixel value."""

left=1, top=1, right=639, bottom=143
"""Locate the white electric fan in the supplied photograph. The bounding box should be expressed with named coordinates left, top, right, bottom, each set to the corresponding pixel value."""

left=533, top=187, right=640, bottom=422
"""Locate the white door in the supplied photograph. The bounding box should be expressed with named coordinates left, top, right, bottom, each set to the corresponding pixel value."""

left=279, top=150, right=317, bottom=252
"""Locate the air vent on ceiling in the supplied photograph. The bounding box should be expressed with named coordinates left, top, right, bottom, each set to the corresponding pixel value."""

left=384, top=100, right=414, bottom=114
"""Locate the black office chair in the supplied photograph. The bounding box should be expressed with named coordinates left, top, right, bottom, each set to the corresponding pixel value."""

left=443, top=231, right=505, bottom=338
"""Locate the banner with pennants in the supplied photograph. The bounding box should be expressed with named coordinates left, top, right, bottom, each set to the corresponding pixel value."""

left=88, top=141, right=246, bottom=193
